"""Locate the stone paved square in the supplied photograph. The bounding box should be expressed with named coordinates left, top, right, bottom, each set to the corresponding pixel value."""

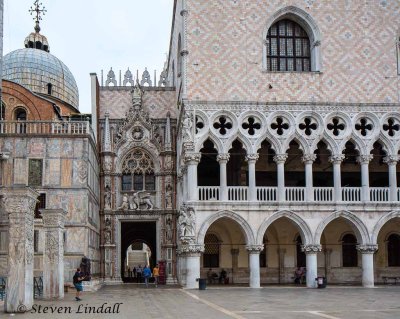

left=1, top=285, right=399, bottom=319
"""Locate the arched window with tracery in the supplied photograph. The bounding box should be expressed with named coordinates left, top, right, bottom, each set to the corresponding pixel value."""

left=267, top=19, right=311, bottom=72
left=387, top=234, right=400, bottom=267
left=203, top=234, right=220, bottom=268
left=121, top=149, right=155, bottom=191
left=342, top=234, right=358, bottom=267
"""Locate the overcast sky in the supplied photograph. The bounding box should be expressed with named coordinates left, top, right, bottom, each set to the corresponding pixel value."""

left=3, top=0, right=173, bottom=113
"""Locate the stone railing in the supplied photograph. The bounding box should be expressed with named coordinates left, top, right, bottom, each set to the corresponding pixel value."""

left=197, top=186, right=395, bottom=203
left=0, top=121, right=95, bottom=141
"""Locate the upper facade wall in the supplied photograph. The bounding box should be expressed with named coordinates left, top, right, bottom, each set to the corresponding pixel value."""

left=183, top=0, right=400, bottom=103
left=99, top=88, right=178, bottom=120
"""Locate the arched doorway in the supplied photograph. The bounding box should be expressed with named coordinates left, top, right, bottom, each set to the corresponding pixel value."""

left=120, top=221, right=157, bottom=283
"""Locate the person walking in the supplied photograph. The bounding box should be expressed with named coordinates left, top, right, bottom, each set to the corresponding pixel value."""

left=153, top=264, right=160, bottom=288
left=137, top=265, right=143, bottom=283
left=133, top=266, right=137, bottom=279
left=143, top=265, right=152, bottom=288
left=73, top=268, right=85, bottom=301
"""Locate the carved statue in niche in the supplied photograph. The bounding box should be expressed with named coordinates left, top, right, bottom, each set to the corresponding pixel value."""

left=182, top=113, right=193, bottom=142
left=117, top=194, right=130, bottom=211
left=104, top=184, right=112, bottom=210
left=165, top=184, right=173, bottom=209
left=165, top=215, right=173, bottom=243
left=178, top=206, right=195, bottom=238
left=104, top=217, right=112, bottom=244
left=130, top=191, right=154, bottom=210
left=132, top=127, right=144, bottom=140
left=153, top=126, right=163, bottom=147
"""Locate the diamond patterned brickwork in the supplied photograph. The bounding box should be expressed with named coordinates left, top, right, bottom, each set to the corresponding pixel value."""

left=183, top=0, right=400, bottom=104
left=99, top=88, right=177, bottom=119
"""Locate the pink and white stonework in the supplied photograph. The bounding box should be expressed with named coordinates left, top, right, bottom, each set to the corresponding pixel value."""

left=1, top=1, right=400, bottom=313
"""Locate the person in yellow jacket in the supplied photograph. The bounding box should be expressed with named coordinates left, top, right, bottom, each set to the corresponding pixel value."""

left=153, top=264, right=160, bottom=287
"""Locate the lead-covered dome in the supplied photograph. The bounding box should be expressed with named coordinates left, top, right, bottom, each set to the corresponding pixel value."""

left=3, top=34, right=79, bottom=109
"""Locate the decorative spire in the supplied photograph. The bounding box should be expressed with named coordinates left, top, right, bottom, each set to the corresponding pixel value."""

left=165, top=112, right=172, bottom=151
left=104, top=112, right=112, bottom=152
left=29, top=0, right=46, bottom=33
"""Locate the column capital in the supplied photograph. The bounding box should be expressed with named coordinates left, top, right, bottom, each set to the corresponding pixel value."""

left=357, top=155, right=373, bottom=164
left=246, top=244, right=264, bottom=253
left=302, top=154, right=317, bottom=164
left=184, top=152, right=202, bottom=164
left=356, top=244, right=378, bottom=254
left=179, top=244, right=204, bottom=256
left=383, top=155, right=399, bottom=165
left=3, top=187, right=39, bottom=213
left=301, top=244, right=322, bottom=253
left=230, top=248, right=240, bottom=256
left=329, top=154, right=345, bottom=164
left=41, top=209, right=67, bottom=228
left=273, top=153, right=288, bottom=164
left=217, top=153, right=230, bottom=163
left=245, top=154, right=259, bottom=163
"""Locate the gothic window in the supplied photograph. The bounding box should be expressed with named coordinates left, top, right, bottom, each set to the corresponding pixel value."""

left=0, top=102, right=5, bottom=120
left=203, top=234, right=220, bottom=268
left=34, top=230, right=39, bottom=253
left=342, top=234, right=358, bottom=267
left=28, top=159, right=43, bottom=186
left=387, top=234, right=400, bottom=267
left=296, top=235, right=306, bottom=267
left=177, top=34, right=182, bottom=77
left=121, top=150, right=155, bottom=191
left=267, top=19, right=311, bottom=72
left=34, top=193, right=46, bottom=218
left=14, top=107, right=27, bottom=121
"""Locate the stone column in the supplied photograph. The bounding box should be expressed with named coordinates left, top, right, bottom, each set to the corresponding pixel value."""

left=274, top=154, right=288, bottom=202
left=357, top=155, right=373, bottom=202
left=357, top=244, right=378, bottom=288
left=383, top=156, right=398, bottom=201
left=181, top=244, right=204, bottom=289
left=3, top=187, right=38, bottom=313
left=246, top=154, right=259, bottom=202
left=230, top=249, right=239, bottom=284
left=217, top=154, right=230, bottom=201
left=247, top=245, right=263, bottom=288
left=184, top=153, right=201, bottom=201
left=277, top=248, right=286, bottom=284
left=329, top=155, right=345, bottom=202
left=302, top=154, right=316, bottom=202
left=302, top=244, right=322, bottom=288
left=41, top=209, right=67, bottom=299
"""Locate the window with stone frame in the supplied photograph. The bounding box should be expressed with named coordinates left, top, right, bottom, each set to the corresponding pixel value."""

left=28, top=159, right=43, bottom=186
left=34, top=193, right=46, bottom=218
left=387, top=234, right=400, bottom=267
left=267, top=19, right=311, bottom=72
left=203, top=234, right=220, bottom=268
left=0, top=102, right=5, bottom=120
left=342, top=234, right=358, bottom=267
left=121, top=149, right=155, bottom=191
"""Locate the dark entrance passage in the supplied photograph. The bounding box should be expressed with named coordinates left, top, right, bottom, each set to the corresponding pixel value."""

left=121, top=222, right=157, bottom=282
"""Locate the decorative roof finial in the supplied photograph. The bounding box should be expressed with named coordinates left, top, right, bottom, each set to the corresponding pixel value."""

left=29, top=0, right=47, bottom=33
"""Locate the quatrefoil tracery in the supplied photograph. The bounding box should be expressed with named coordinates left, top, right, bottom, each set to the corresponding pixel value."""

left=299, top=117, right=318, bottom=136
left=383, top=118, right=400, bottom=137
left=195, top=116, right=205, bottom=134
left=327, top=117, right=345, bottom=137
left=355, top=118, right=373, bottom=137
left=271, top=117, right=289, bottom=136
left=213, top=116, right=233, bottom=135
left=242, top=117, right=261, bottom=136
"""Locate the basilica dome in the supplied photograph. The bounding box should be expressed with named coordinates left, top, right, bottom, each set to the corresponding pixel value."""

left=3, top=30, right=79, bottom=109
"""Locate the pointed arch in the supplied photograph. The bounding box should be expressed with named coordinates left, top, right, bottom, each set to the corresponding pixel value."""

left=225, top=134, right=253, bottom=154
left=371, top=211, right=400, bottom=244
left=256, top=210, right=313, bottom=245
left=197, top=211, right=255, bottom=246
left=314, top=211, right=370, bottom=245
left=262, top=6, right=322, bottom=71
left=195, top=133, right=223, bottom=154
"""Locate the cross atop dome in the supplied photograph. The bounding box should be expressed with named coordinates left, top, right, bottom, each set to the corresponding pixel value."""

left=25, top=1, right=50, bottom=52
left=29, top=0, right=47, bottom=33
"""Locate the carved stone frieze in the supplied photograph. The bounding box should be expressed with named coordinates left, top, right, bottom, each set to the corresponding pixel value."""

left=246, top=245, right=264, bottom=253
left=301, top=244, right=322, bottom=253
left=356, top=244, right=378, bottom=254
